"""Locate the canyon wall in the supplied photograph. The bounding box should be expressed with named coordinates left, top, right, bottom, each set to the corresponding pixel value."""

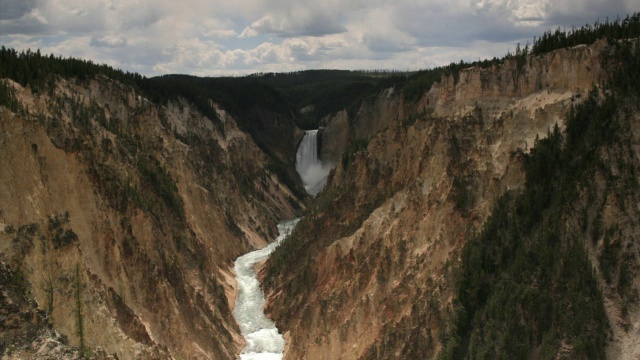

left=0, top=76, right=305, bottom=359
left=265, top=39, right=640, bottom=359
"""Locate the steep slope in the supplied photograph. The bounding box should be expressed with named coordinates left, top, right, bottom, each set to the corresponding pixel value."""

left=442, top=87, right=640, bottom=359
left=135, top=74, right=307, bottom=172
left=0, top=71, right=305, bottom=358
left=263, top=38, right=640, bottom=359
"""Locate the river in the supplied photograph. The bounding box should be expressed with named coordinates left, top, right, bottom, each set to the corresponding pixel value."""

left=233, top=219, right=299, bottom=359
left=233, top=129, right=329, bottom=358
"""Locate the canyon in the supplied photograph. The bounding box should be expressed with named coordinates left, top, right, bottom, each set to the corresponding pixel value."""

left=1, top=32, right=639, bottom=360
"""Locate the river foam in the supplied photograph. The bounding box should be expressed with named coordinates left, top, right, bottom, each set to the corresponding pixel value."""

left=234, top=219, right=299, bottom=359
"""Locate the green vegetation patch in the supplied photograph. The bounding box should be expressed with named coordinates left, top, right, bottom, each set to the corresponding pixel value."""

left=441, top=35, right=640, bottom=359
left=532, top=13, right=640, bottom=55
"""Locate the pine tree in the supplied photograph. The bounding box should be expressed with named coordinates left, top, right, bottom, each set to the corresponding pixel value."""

left=74, top=263, right=87, bottom=357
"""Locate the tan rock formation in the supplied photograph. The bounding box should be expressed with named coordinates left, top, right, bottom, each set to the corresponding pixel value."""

left=319, top=110, right=349, bottom=165
left=0, top=76, right=304, bottom=359
left=265, top=40, right=640, bottom=360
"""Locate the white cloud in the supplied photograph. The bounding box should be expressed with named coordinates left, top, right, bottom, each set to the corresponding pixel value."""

left=351, top=5, right=416, bottom=53
left=215, top=30, right=239, bottom=39
left=239, top=27, right=259, bottom=38
left=0, top=0, right=635, bottom=76
left=240, top=5, right=347, bottom=38
left=93, top=35, right=127, bottom=47
left=27, top=8, right=49, bottom=24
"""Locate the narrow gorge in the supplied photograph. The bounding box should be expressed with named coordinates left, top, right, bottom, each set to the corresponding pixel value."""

left=1, top=17, right=640, bottom=360
left=233, top=127, right=332, bottom=358
left=233, top=219, right=299, bottom=360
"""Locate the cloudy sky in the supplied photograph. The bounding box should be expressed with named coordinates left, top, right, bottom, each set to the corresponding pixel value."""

left=0, top=0, right=635, bottom=76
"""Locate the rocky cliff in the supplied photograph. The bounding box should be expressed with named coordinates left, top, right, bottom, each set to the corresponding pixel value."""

left=264, top=39, right=640, bottom=359
left=0, top=74, right=305, bottom=359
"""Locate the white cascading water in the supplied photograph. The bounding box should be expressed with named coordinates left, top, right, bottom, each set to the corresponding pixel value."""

left=295, top=130, right=333, bottom=196
left=233, top=218, right=299, bottom=360
left=232, top=130, right=330, bottom=358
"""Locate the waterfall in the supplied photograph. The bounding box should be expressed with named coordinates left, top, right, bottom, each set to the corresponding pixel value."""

left=234, top=219, right=299, bottom=360
left=231, top=130, right=330, bottom=358
left=295, top=130, right=333, bottom=196
left=233, top=130, right=332, bottom=360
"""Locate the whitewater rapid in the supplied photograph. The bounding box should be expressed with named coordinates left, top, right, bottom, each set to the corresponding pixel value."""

left=233, top=218, right=299, bottom=360
left=233, top=130, right=327, bottom=358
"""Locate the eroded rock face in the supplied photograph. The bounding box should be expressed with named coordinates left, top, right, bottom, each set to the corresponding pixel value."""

left=320, top=40, right=609, bottom=165
left=421, top=40, right=608, bottom=119
left=0, top=76, right=305, bottom=359
left=352, top=87, right=405, bottom=141
left=319, top=110, right=349, bottom=165
left=265, top=40, right=640, bottom=359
